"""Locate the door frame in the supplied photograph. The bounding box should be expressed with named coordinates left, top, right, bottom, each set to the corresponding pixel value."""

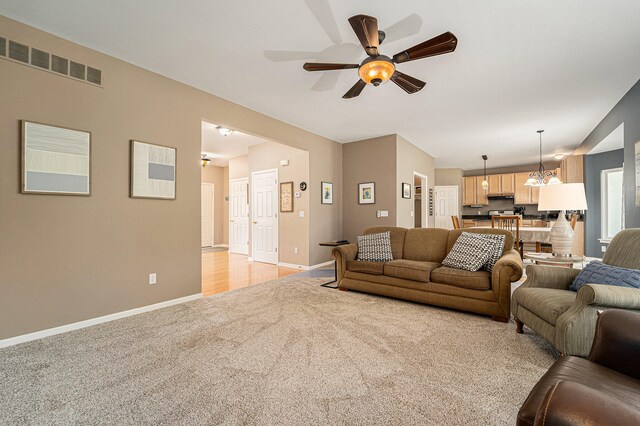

left=251, top=168, right=279, bottom=264
left=413, top=171, right=429, bottom=228
left=229, top=177, right=249, bottom=255
left=201, top=183, right=215, bottom=247
left=434, top=185, right=460, bottom=229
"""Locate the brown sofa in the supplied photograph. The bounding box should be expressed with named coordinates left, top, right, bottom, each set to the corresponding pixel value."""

left=517, top=309, right=640, bottom=426
left=331, top=226, right=523, bottom=322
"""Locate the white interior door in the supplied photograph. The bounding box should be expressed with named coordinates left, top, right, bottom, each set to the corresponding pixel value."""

left=201, top=183, right=214, bottom=247
left=229, top=178, right=249, bottom=255
left=435, top=185, right=459, bottom=229
left=252, top=169, right=278, bottom=264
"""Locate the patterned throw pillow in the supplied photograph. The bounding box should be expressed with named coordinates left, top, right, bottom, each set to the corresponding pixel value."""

left=442, top=232, right=498, bottom=272
left=357, top=231, right=393, bottom=262
left=570, top=261, right=640, bottom=292
left=480, top=234, right=506, bottom=272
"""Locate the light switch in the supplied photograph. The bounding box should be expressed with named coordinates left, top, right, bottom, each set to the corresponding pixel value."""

left=299, top=211, right=305, bottom=217
left=294, top=192, right=301, bottom=198
left=380, top=210, right=389, bottom=217
left=410, top=211, right=414, bottom=217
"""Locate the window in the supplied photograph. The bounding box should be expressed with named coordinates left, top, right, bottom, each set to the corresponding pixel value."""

left=601, top=168, right=624, bottom=240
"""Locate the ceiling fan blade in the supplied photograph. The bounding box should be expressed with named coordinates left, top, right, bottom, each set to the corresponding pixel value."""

left=343, top=79, right=367, bottom=99
left=348, top=14, right=379, bottom=56
left=390, top=71, right=426, bottom=94
left=303, top=63, right=359, bottom=71
left=392, top=32, right=458, bottom=64
left=382, top=13, right=422, bottom=44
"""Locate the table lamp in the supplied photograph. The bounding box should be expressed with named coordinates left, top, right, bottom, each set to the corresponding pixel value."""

left=538, top=183, right=588, bottom=257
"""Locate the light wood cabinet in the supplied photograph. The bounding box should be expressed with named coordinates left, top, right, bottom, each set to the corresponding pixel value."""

left=514, top=172, right=532, bottom=204
left=487, top=175, right=501, bottom=195
left=501, top=173, right=515, bottom=194
left=561, top=155, right=584, bottom=183
left=463, top=176, right=488, bottom=206
left=488, top=173, right=515, bottom=195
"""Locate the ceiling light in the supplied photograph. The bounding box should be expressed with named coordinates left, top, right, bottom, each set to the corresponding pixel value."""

left=358, top=56, right=395, bottom=86
left=524, top=130, right=562, bottom=186
left=216, top=126, right=234, bottom=137
left=481, top=155, right=489, bottom=191
left=554, top=153, right=566, bottom=161
left=201, top=154, right=211, bottom=168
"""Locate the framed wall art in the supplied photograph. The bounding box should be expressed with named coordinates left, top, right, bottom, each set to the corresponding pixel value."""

left=21, top=120, right=91, bottom=195
left=321, top=181, right=333, bottom=204
left=358, top=182, right=375, bottom=204
left=130, top=140, right=176, bottom=200
left=280, top=181, right=294, bottom=212
left=636, top=140, right=640, bottom=206
left=402, top=182, right=411, bottom=199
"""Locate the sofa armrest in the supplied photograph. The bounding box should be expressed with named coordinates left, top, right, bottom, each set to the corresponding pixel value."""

left=331, top=244, right=358, bottom=281
left=588, top=309, right=640, bottom=380
left=520, top=265, right=580, bottom=290
left=493, top=249, right=523, bottom=282
left=576, top=284, right=640, bottom=310
left=534, top=380, right=640, bottom=426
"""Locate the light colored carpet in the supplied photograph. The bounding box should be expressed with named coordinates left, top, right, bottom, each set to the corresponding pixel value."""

left=0, top=277, right=557, bottom=425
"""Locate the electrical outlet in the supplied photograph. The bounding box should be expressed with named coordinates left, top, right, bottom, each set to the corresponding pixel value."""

left=149, top=273, right=157, bottom=284
left=294, top=247, right=298, bottom=254
left=601, top=246, right=607, bottom=253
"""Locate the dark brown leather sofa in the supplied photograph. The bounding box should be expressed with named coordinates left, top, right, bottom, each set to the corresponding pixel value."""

left=331, top=226, right=523, bottom=322
left=518, top=309, right=640, bottom=426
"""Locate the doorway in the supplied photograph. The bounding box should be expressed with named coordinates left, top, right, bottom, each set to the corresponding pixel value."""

left=201, top=183, right=214, bottom=247
left=251, top=168, right=279, bottom=264
left=229, top=177, right=249, bottom=255
left=413, top=172, right=428, bottom=228
left=435, top=186, right=459, bottom=229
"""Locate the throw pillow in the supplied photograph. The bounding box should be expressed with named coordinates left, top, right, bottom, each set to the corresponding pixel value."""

left=480, top=233, right=506, bottom=272
left=357, top=231, right=393, bottom=262
left=442, top=232, right=497, bottom=272
left=570, top=261, right=640, bottom=292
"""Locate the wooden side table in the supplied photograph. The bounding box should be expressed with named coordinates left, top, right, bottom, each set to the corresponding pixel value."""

left=318, top=241, right=350, bottom=288
left=524, top=252, right=585, bottom=268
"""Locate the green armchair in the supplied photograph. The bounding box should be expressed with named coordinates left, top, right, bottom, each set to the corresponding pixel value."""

left=512, top=228, right=640, bottom=357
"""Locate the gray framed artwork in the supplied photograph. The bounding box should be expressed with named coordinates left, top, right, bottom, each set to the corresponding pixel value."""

left=21, top=120, right=91, bottom=195
left=130, top=140, right=176, bottom=200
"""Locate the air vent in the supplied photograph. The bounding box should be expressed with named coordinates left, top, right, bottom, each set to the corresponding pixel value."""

left=9, top=40, right=29, bottom=63
left=1, top=36, right=102, bottom=86
left=51, top=55, right=69, bottom=75
left=31, top=48, right=50, bottom=69
left=70, top=61, right=85, bottom=80
left=87, top=66, right=101, bottom=85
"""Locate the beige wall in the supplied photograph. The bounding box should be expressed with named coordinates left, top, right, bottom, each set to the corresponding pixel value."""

left=0, top=16, right=342, bottom=339
left=248, top=142, right=310, bottom=266
left=396, top=135, right=436, bottom=229
left=342, top=135, right=397, bottom=242
left=435, top=168, right=464, bottom=220
left=201, top=165, right=228, bottom=245
left=229, top=155, right=249, bottom=180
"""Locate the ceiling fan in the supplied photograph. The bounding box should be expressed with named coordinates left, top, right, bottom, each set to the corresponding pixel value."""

left=303, top=14, right=458, bottom=99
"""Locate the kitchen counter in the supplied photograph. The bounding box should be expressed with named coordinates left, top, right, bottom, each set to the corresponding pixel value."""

left=461, top=213, right=583, bottom=221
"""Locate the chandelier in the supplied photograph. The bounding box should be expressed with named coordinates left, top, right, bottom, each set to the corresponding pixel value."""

left=524, top=130, right=562, bottom=186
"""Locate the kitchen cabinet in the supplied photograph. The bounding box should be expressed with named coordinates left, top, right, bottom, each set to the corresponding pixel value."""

left=463, top=176, right=488, bottom=206
left=514, top=173, right=532, bottom=204
left=561, top=155, right=583, bottom=183
left=488, top=173, right=515, bottom=195
left=501, top=173, right=515, bottom=194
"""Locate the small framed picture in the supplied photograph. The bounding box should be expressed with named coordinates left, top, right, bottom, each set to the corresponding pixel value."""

left=321, top=181, right=333, bottom=205
left=130, top=140, right=176, bottom=200
left=358, top=182, right=375, bottom=204
left=21, top=121, right=91, bottom=195
left=280, top=181, right=294, bottom=212
left=402, top=182, right=411, bottom=199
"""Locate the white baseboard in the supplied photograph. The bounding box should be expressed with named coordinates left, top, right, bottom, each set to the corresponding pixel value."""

left=0, top=293, right=202, bottom=349
left=248, top=257, right=254, bottom=261
left=213, top=244, right=229, bottom=248
left=277, top=260, right=334, bottom=270
left=309, top=260, right=334, bottom=269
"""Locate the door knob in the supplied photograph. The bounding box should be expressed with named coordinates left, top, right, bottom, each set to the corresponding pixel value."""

left=253, top=221, right=257, bottom=224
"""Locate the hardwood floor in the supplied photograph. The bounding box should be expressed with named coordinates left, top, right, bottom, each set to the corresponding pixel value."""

left=201, top=250, right=299, bottom=297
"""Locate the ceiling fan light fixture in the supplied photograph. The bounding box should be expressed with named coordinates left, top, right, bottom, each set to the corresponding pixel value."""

left=358, top=57, right=395, bottom=86
left=216, top=126, right=234, bottom=137
left=201, top=154, right=211, bottom=168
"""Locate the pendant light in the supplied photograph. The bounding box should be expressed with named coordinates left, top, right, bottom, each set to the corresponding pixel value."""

left=524, top=130, right=562, bottom=186
left=481, top=155, right=489, bottom=190
left=201, top=154, right=211, bottom=168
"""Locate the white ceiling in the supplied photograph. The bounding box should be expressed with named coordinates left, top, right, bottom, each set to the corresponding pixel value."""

left=201, top=121, right=266, bottom=167
left=2, top=0, right=640, bottom=170
left=587, top=123, right=625, bottom=156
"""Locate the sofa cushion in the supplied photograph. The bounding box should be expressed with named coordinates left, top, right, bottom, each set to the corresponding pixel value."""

left=480, top=233, right=506, bottom=272
left=447, top=228, right=514, bottom=257
left=383, top=260, right=440, bottom=283
left=402, top=228, right=450, bottom=263
left=357, top=231, right=393, bottom=262
left=430, top=266, right=492, bottom=290
left=364, top=227, right=407, bottom=260
left=513, top=288, right=576, bottom=325
left=442, top=232, right=497, bottom=272
left=346, top=260, right=385, bottom=275
left=570, top=260, right=640, bottom=292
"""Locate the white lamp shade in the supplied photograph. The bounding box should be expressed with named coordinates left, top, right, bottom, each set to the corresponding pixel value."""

left=538, top=183, right=588, bottom=211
